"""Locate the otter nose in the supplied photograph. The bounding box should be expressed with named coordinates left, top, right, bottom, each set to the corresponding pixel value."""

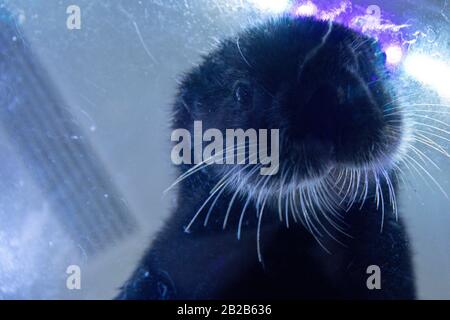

left=295, top=84, right=339, bottom=143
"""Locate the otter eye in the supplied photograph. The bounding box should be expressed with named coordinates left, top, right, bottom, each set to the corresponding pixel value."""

left=233, top=81, right=253, bottom=107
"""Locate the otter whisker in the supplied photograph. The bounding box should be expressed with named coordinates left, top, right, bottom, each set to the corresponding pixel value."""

left=381, top=167, right=398, bottom=222
left=348, top=169, right=358, bottom=206
left=204, top=166, right=253, bottom=228
left=374, top=169, right=381, bottom=210
left=236, top=164, right=265, bottom=239
left=397, top=103, right=450, bottom=108
left=347, top=168, right=361, bottom=211
left=308, top=183, right=328, bottom=218
left=392, top=162, right=412, bottom=190
left=415, top=130, right=450, bottom=143
left=379, top=178, right=386, bottom=233
left=382, top=92, right=423, bottom=111
left=208, top=144, right=260, bottom=195
left=412, top=122, right=450, bottom=136
left=304, top=187, right=327, bottom=233
left=284, top=193, right=290, bottom=229
left=288, top=188, right=299, bottom=224
left=409, top=144, right=442, bottom=171
left=223, top=163, right=260, bottom=229
left=308, top=183, right=352, bottom=240
left=402, top=154, right=440, bottom=194
left=277, top=168, right=289, bottom=222
left=386, top=109, right=450, bottom=116
left=297, top=187, right=331, bottom=254
left=400, top=155, right=428, bottom=188
left=298, top=189, right=319, bottom=236
left=385, top=113, right=448, bottom=135
left=337, top=168, right=350, bottom=196
left=166, top=143, right=252, bottom=193
left=189, top=155, right=254, bottom=231
left=237, top=190, right=254, bottom=241
left=207, top=163, right=244, bottom=202
left=236, top=165, right=266, bottom=239
left=317, top=179, right=346, bottom=219
left=305, top=188, right=348, bottom=246
left=184, top=175, right=232, bottom=233
left=255, top=169, right=278, bottom=263
left=291, top=187, right=306, bottom=227
left=256, top=189, right=270, bottom=264
left=412, top=134, right=449, bottom=157
left=405, top=114, right=449, bottom=128
left=404, top=153, right=448, bottom=198
left=334, top=168, right=345, bottom=185
left=204, top=183, right=227, bottom=227
left=340, top=168, right=355, bottom=208
left=299, top=164, right=336, bottom=234
left=358, top=168, right=370, bottom=210
left=373, top=170, right=386, bottom=233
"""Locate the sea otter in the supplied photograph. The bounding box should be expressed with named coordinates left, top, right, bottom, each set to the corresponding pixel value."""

left=118, top=16, right=415, bottom=299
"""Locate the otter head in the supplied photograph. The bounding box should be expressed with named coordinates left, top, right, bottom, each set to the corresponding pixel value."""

left=174, top=17, right=406, bottom=214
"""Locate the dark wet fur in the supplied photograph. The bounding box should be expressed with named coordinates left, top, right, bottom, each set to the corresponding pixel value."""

left=118, top=17, right=415, bottom=299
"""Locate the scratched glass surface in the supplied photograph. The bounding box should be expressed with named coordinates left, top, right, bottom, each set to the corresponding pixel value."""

left=0, top=0, right=448, bottom=299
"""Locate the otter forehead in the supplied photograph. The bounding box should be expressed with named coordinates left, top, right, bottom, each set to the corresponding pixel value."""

left=214, top=17, right=387, bottom=88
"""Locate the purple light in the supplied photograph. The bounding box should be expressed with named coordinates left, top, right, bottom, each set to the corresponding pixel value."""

left=318, top=0, right=350, bottom=21
left=290, top=0, right=411, bottom=64
left=295, top=1, right=318, bottom=17
left=385, top=45, right=403, bottom=65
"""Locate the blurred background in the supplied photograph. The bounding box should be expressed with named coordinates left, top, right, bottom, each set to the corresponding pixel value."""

left=0, top=0, right=448, bottom=299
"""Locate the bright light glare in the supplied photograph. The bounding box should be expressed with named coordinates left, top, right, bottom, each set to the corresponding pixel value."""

left=385, top=45, right=403, bottom=65
left=295, top=1, right=318, bottom=17
left=249, top=0, right=291, bottom=13
left=404, top=53, right=450, bottom=99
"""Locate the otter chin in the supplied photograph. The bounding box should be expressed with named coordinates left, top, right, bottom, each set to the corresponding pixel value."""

left=119, top=16, right=415, bottom=300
